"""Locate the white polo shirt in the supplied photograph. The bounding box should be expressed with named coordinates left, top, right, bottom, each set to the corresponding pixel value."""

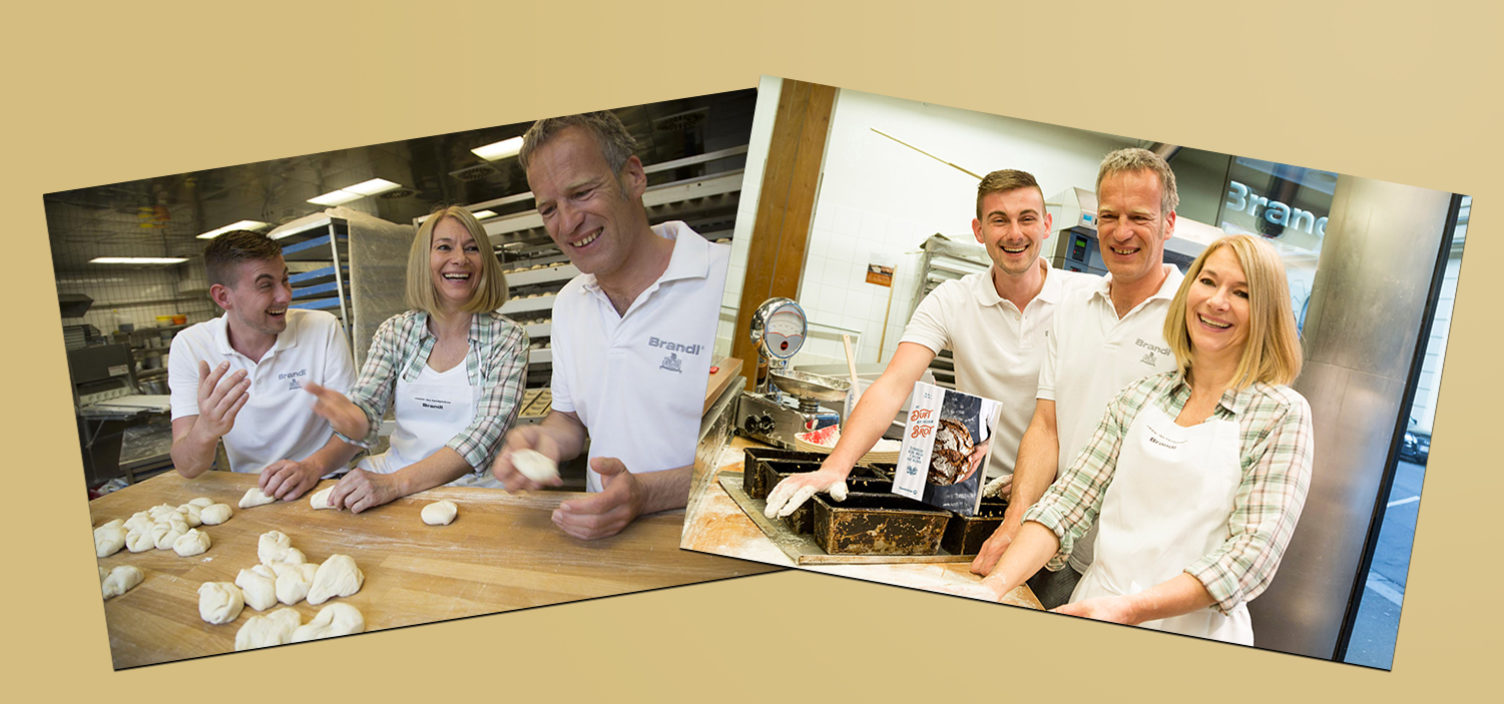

left=1037, top=264, right=1184, bottom=571
left=899, top=261, right=1093, bottom=480
left=168, top=308, right=355, bottom=473
left=549, top=221, right=730, bottom=492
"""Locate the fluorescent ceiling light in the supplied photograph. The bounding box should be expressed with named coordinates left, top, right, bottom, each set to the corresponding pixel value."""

left=197, top=219, right=270, bottom=240
left=471, top=210, right=497, bottom=220
left=308, top=190, right=363, bottom=206
left=308, top=178, right=404, bottom=206
left=90, top=257, right=189, bottom=265
left=471, top=137, right=523, bottom=161
left=345, top=178, right=401, bottom=196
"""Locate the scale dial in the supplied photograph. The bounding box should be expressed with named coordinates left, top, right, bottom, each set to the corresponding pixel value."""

left=750, top=298, right=806, bottom=361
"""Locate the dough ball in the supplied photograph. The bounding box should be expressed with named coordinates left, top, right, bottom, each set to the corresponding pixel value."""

left=421, top=500, right=458, bottom=526
left=122, top=511, right=153, bottom=534
left=94, top=521, right=126, bottom=558
left=172, top=528, right=211, bottom=557
left=101, top=565, right=144, bottom=600
left=273, top=562, right=319, bottom=605
left=200, top=503, right=233, bottom=525
left=197, top=582, right=244, bottom=624
left=150, top=519, right=188, bottom=550
left=234, top=607, right=302, bottom=651
left=307, top=554, right=364, bottom=605
left=99, top=566, right=109, bottom=583
left=291, top=602, right=365, bottom=642
left=239, top=487, right=276, bottom=509
left=511, top=449, right=559, bottom=482
left=124, top=527, right=155, bottom=553
left=235, top=565, right=279, bottom=611
left=175, top=503, right=203, bottom=527
left=187, top=496, right=215, bottom=508
left=147, top=503, right=180, bottom=522
left=256, top=530, right=292, bottom=565
left=309, top=486, right=336, bottom=510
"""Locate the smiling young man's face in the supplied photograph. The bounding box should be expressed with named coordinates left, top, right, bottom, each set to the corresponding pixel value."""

left=972, top=187, right=1052, bottom=278
left=525, top=125, right=648, bottom=281
left=216, top=255, right=292, bottom=340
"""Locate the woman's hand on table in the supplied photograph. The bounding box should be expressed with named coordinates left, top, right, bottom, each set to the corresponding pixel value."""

left=327, top=469, right=402, bottom=514
left=763, top=469, right=849, bottom=518
left=302, top=382, right=369, bottom=441
left=1051, top=594, right=1137, bottom=624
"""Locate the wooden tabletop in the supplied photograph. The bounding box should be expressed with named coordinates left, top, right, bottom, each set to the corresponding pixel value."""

left=91, top=470, right=777, bottom=669
left=681, top=437, right=1042, bottom=610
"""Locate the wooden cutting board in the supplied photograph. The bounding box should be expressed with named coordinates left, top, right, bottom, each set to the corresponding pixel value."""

left=90, top=470, right=778, bottom=669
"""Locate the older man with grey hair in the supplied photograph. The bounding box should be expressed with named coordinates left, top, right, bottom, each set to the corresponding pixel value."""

left=971, top=148, right=1187, bottom=608
left=489, top=111, right=730, bottom=540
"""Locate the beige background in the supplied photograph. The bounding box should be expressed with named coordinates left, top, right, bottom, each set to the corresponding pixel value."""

left=3, top=0, right=1495, bottom=697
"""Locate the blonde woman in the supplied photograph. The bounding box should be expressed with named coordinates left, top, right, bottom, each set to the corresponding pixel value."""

left=304, top=206, right=528, bottom=513
left=962, top=234, right=1313, bottom=645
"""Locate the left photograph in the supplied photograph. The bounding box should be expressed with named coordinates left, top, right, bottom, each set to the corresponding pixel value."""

left=54, top=89, right=779, bottom=669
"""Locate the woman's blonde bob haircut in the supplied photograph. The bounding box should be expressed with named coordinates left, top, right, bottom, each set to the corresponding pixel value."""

left=1164, top=234, right=1303, bottom=389
left=405, top=206, right=509, bottom=315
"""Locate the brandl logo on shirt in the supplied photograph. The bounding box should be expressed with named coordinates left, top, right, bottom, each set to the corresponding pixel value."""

left=278, top=368, right=308, bottom=390
left=660, top=352, right=683, bottom=373
left=649, top=336, right=703, bottom=356
left=1135, top=337, right=1170, bottom=367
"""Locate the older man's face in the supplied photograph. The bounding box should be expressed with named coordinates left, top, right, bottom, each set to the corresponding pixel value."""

left=1096, top=168, right=1176, bottom=287
left=525, top=126, right=647, bottom=281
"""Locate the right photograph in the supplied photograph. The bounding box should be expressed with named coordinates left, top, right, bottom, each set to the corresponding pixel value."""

left=681, top=77, right=1468, bottom=669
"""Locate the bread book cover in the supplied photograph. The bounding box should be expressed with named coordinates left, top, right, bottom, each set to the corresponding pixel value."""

left=892, top=381, right=1001, bottom=516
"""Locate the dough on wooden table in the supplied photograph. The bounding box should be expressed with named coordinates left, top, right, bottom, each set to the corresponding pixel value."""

left=173, top=528, right=211, bottom=557
left=291, top=602, right=365, bottom=642
left=309, top=485, right=336, bottom=510
left=175, top=503, right=203, bottom=527
left=421, top=500, right=458, bottom=526
left=239, top=487, right=276, bottom=509
left=101, top=565, right=143, bottom=599
left=236, top=565, right=279, bottom=611
left=188, top=497, right=215, bottom=508
left=307, top=554, right=364, bottom=605
left=147, top=503, right=180, bottom=522
left=94, top=521, right=126, bottom=558
left=150, top=518, right=189, bottom=550
left=273, top=562, right=319, bottom=605
left=511, top=448, right=560, bottom=482
left=235, top=607, right=302, bottom=651
left=99, top=566, right=109, bottom=583
left=123, top=511, right=153, bottom=534
left=124, top=527, right=155, bottom=553
left=256, top=530, right=306, bottom=566
left=200, top=503, right=233, bottom=525
left=198, top=582, right=244, bottom=624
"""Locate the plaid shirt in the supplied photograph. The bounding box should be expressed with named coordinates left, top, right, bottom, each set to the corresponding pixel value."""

left=1023, top=370, right=1315, bottom=614
left=345, top=310, right=528, bottom=474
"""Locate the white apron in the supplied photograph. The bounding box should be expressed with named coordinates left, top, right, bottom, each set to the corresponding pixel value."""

left=1070, top=401, right=1253, bottom=645
left=357, top=361, right=476, bottom=475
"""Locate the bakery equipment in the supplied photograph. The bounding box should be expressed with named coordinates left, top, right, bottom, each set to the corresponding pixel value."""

left=736, top=298, right=851, bottom=448
left=68, top=343, right=171, bottom=485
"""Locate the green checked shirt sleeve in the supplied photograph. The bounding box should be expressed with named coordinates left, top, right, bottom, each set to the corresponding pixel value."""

left=444, top=312, right=528, bottom=474
left=343, top=312, right=422, bottom=450
left=1022, top=374, right=1154, bottom=570
left=1184, top=382, right=1314, bottom=614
